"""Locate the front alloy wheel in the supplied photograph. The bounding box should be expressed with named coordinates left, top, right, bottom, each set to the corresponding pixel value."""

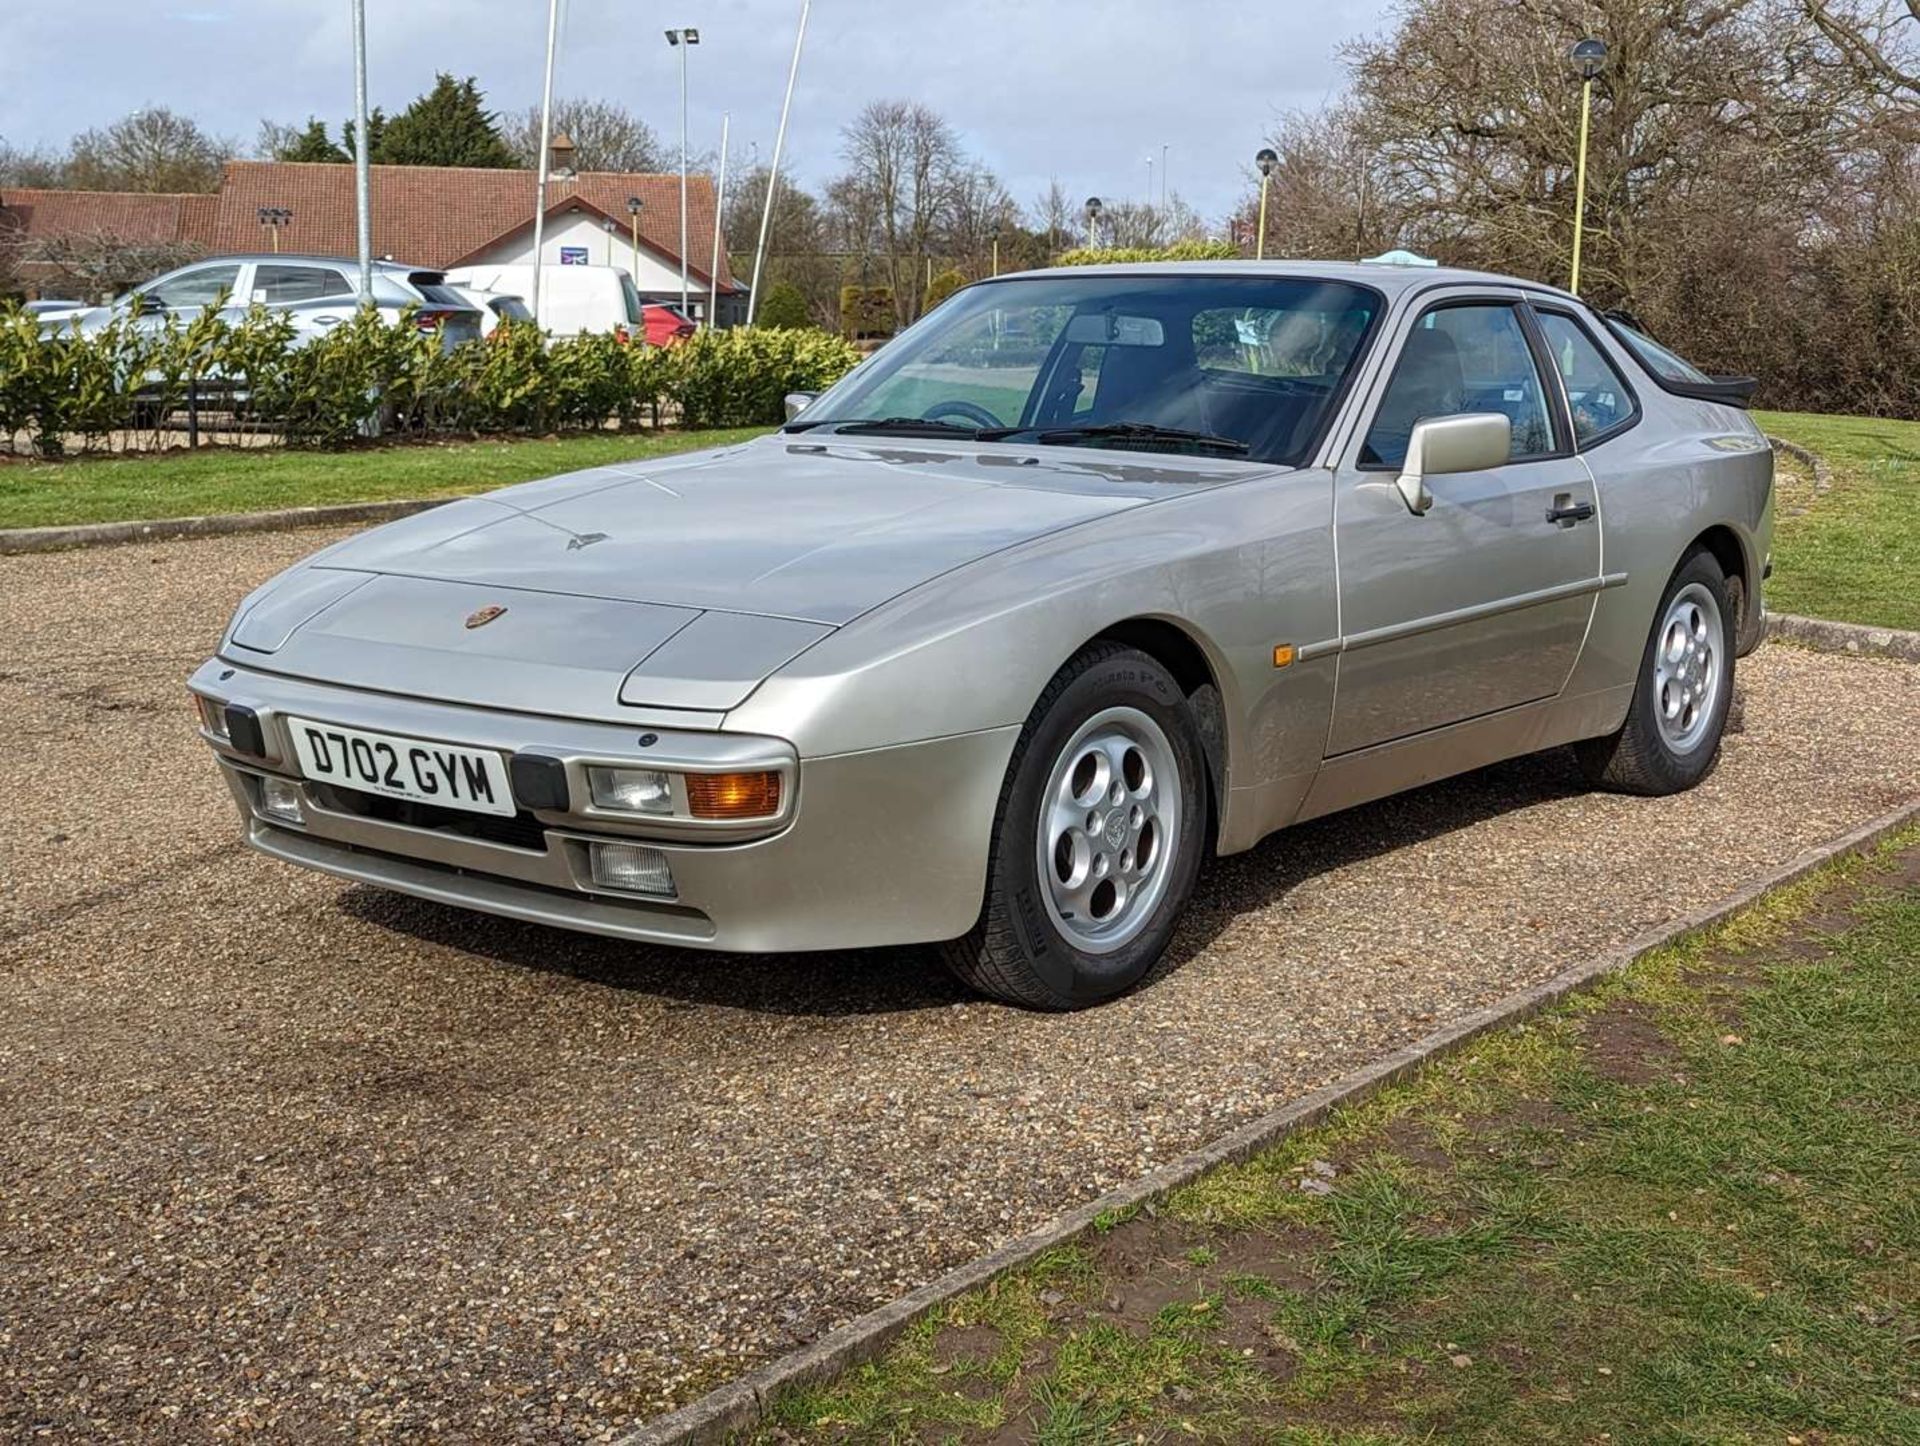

left=944, top=643, right=1208, bottom=1010
left=1036, top=707, right=1183, bottom=954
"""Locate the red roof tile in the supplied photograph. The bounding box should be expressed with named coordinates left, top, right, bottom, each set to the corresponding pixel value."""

left=212, top=161, right=736, bottom=288
left=0, top=189, right=216, bottom=246
left=3, top=162, right=736, bottom=289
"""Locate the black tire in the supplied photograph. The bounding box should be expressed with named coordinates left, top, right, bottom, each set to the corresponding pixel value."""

left=1576, top=548, right=1736, bottom=795
left=942, top=643, right=1209, bottom=1010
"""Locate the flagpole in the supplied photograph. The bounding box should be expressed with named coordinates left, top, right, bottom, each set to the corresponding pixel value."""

left=747, top=0, right=809, bottom=327
left=708, top=111, right=730, bottom=328
left=529, top=0, right=561, bottom=326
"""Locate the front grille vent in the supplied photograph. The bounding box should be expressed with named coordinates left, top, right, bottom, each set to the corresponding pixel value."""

left=313, top=784, right=550, bottom=853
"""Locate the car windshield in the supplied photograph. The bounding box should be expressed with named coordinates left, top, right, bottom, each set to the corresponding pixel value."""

left=793, top=274, right=1382, bottom=465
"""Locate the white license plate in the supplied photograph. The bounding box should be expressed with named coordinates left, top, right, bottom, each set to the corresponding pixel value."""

left=285, top=717, right=515, bottom=817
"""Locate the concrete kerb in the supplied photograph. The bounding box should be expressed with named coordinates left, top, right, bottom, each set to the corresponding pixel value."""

left=0, top=498, right=451, bottom=556
left=1767, top=613, right=1920, bottom=664
left=616, top=796, right=1920, bottom=1446
left=1766, top=433, right=1832, bottom=488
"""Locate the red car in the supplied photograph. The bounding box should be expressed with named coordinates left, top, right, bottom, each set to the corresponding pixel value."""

left=637, top=303, right=696, bottom=347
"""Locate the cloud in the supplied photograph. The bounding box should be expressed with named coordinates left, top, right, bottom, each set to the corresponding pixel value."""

left=2, top=0, right=1390, bottom=217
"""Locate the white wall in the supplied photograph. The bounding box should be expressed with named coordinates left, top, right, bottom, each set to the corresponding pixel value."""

left=471, top=211, right=709, bottom=306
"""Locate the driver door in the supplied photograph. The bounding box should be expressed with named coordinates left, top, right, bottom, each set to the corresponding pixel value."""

left=1327, top=297, right=1602, bottom=756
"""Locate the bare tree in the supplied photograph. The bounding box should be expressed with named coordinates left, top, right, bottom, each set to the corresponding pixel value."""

left=1029, top=179, right=1076, bottom=251
left=8, top=232, right=204, bottom=301
left=830, top=100, right=970, bottom=327
left=62, top=107, right=230, bottom=192
left=0, top=138, right=66, bottom=188
left=1802, top=0, right=1920, bottom=101
left=503, top=98, right=666, bottom=172
left=1231, top=104, right=1391, bottom=261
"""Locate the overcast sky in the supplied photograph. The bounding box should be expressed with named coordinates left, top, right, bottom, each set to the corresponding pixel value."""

left=1, top=0, right=1394, bottom=219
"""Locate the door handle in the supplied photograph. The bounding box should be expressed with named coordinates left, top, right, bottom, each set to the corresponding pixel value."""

left=1546, top=499, right=1595, bottom=525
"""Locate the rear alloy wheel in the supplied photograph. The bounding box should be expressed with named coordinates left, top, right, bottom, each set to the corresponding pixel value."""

left=943, top=644, right=1208, bottom=1010
left=1577, top=548, right=1735, bottom=795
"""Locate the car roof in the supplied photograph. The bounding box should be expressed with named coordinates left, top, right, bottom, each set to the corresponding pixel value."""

left=173, top=253, right=431, bottom=273
left=989, top=258, right=1580, bottom=305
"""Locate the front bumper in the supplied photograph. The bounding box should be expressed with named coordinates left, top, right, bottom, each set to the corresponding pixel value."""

left=191, top=659, right=1019, bottom=952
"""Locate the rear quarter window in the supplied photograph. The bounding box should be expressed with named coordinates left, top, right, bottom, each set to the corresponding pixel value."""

left=1605, top=317, right=1712, bottom=384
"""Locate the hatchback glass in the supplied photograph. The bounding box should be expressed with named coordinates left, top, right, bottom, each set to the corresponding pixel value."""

left=794, top=275, right=1382, bottom=464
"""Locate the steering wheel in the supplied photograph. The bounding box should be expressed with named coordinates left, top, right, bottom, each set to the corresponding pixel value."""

left=923, top=399, right=1005, bottom=429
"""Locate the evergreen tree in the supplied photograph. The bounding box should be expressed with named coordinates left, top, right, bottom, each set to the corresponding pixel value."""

left=373, top=75, right=515, bottom=168
left=261, top=118, right=349, bottom=164
left=341, top=110, right=387, bottom=164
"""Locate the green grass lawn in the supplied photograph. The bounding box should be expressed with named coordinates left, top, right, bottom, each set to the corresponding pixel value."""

left=1755, top=410, right=1920, bottom=632
left=762, top=836, right=1920, bottom=1443
left=0, top=428, right=770, bottom=530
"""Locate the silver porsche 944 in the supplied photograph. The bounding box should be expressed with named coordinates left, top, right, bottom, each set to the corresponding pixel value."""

left=191, top=261, right=1772, bottom=1009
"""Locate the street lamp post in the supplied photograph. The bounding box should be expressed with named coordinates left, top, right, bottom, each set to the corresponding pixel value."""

left=1567, top=37, right=1608, bottom=295
left=1084, top=196, right=1103, bottom=250
left=626, top=196, right=644, bottom=282
left=350, top=0, right=373, bottom=307
left=602, top=216, right=619, bottom=267
left=665, top=27, right=701, bottom=318
left=256, top=206, right=293, bottom=253
left=1255, top=148, right=1278, bottom=261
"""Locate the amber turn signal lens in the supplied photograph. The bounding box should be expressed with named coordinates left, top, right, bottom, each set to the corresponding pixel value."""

left=684, top=770, right=782, bottom=820
left=1272, top=644, right=1296, bottom=669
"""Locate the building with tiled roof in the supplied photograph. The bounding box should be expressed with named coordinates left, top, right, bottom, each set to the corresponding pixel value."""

left=3, top=158, right=740, bottom=317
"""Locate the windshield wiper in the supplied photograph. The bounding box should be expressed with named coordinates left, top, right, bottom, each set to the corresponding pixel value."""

left=815, top=416, right=982, bottom=438
left=983, top=421, right=1250, bottom=456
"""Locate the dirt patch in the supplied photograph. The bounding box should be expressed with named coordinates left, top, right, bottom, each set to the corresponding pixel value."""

left=1461, top=1096, right=1583, bottom=1153
left=930, top=1322, right=1003, bottom=1372
left=1076, top=1215, right=1328, bottom=1332
left=1576, top=999, right=1684, bottom=1084
left=1374, top=1115, right=1458, bottom=1175
left=1213, top=1293, right=1304, bottom=1383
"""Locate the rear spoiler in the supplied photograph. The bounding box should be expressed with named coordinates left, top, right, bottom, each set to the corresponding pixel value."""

left=1599, top=309, right=1758, bottom=409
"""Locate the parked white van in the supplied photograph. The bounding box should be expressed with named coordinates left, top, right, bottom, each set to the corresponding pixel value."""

left=442, top=263, right=642, bottom=339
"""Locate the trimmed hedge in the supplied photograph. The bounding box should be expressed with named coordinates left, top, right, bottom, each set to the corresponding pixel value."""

left=0, top=302, right=861, bottom=456
left=1054, top=239, right=1242, bottom=266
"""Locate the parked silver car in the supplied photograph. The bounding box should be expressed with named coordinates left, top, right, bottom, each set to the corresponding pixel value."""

left=191, top=261, right=1772, bottom=1009
left=52, top=255, right=483, bottom=347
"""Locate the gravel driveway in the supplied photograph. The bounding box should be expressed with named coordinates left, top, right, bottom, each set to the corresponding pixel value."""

left=3, top=530, right=1917, bottom=1442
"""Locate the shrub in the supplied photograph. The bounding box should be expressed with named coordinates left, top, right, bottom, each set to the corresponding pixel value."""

left=667, top=327, right=862, bottom=429
left=0, top=300, right=863, bottom=457
left=923, top=268, right=967, bottom=312
left=756, top=282, right=813, bottom=330
left=839, top=285, right=895, bottom=338
left=1054, top=239, right=1241, bottom=266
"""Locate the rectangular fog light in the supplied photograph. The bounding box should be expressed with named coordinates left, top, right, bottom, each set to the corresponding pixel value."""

left=589, top=840, right=675, bottom=897
left=587, top=766, right=674, bottom=815
left=258, top=775, right=305, bottom=826
left=193, top=693, right=229, bottom=739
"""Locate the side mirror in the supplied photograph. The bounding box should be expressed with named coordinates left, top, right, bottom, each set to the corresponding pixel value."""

left=1395, top=412, right=1511, bottom=515
left=784, top=391, right=818, bottom=421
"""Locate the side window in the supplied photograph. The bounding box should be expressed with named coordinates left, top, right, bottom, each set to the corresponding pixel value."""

left=144, top=264, right=242, bottom=310
left=1535, top=311, right=1637, bottom=445
left=253, top=265, right=352, bottom=304
left=1362, top=303, right=1555, bottom=468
